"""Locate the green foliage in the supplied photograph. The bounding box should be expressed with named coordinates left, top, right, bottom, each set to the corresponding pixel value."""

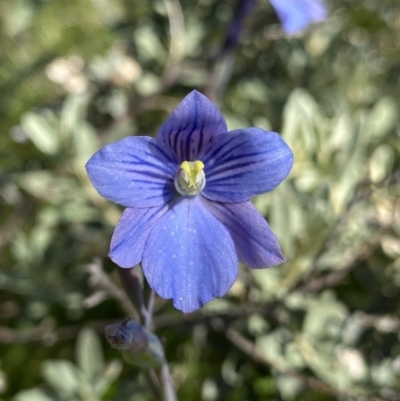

left=1, top=0, right=400, bottom=400
left=14, top=329, right=121, bottom=401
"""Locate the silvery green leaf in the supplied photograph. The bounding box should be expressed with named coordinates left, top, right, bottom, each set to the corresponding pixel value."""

left=247, top=314, right=269, bottom=336
left=14, top=388, right=55, bottom=401
left=275, top=375, right=304, bottom=400
left=252, top=268, right=282, bottom=301
left=60, top=93, right=90, bottom=136
left=371, top=358, right=396, bottom=387
left=368, top=144, right=394, bottom=183
left=20, top=111, right=60, bottom=155
left=303, top=293, right=348, bottom=341
left=368, top=96, right=398, bottom=141
left=93, top=360, right=122, bottom=395
left=134, top=24, right=167, bottom=64
left=134, top=72, right=161, bottom=96
left=76, top=328, right=104, bottom=385
left=255, top=330, right=290, bottom=371
left=269, top=183, right=296, bottom=258
left=16, top=171, right=85, bottom=205
left=72, top=123, right=98, bottom=166
left=282, top=89, right=319, bottom=154
left=10, top=230, right=33, bottom=266
left=285, top=342, right=306, bottom=370
left=42, top=360, right=81, bottom=397
left=237, top=79, right=268, bottom=103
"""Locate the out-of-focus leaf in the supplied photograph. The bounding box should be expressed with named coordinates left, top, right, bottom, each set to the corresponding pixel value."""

left=336, top=348, right=368, bottom=383
left=275, top=375, right=304, bottom=400
left=76, top=328, right=104, bottom=385
left=285, top=342, right=306, bottom=370
left=303, top=292, right=348, bottom=341
left=371, top=358, right=396, bottom=387
left=60, top=93, right=90, bottom=137
left=20, top=112, right=60, bottom=155
left=42, top=360, right=81, bottom=397
left=16, top=171, right=86, bottom=205
left=224, top=113, right=251, bottom=131
left=247, top=314, right=269, bottom=336
left=14, top=388, right=54, bottom=401
left=330, top=113, right=367, bottom=214
left=368, top=144, right=394, bottom=183
left=33, top=222, right=54, bottom=247
left=342, top=315, right=367, bottom=346
left=282, top=89, right=320, bottom=155
left=256, top=329, right=291, bottom=370
left=237, top=79, right=268, bottom=103
left=72, top=123, right=98, bottom=167
left=134, top=23, right=167, bottom=64
left=93, top=359, right=122, bottom=395
left=367, top=96, right=398, bottom=141
left=10, top=231, right=33, bottom=266
left=269, top=182, right=301, bottom=258
left=252, top=268, right=282, bottom=301
left=134, top=72, right=161, bottom=96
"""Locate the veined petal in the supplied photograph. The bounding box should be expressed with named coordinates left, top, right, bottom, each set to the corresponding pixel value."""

left=202, top=199, right=285, bottom=268
left=110, top=204, right=170, bottom=268
left=156, top=91, right=228, bottom=161
left=201, top=128, right=293, bottom=203
left=270, top=0, right=327, bottom=35
left=86, top=136, right=179, bottom=207
left=142, top=197, right=238, bottom=313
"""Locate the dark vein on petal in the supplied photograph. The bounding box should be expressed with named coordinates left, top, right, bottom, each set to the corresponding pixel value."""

left=203, top=136, right=236, bottom=162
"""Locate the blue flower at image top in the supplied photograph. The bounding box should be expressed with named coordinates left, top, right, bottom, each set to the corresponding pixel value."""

left=86, top=91, right=293, bottom=313
left=270, top=0, right=328, bottom=35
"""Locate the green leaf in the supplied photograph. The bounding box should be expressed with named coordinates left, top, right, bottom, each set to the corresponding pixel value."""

left=368, top=96, right=398, bottom=141
left=93, top=360, right=122, bottom=395
left=14, top=388, right=55, bottom=401
left=20, top=111, right=60, bottom=155
left=60, top=93, right=90, bottom=136
left=134, top=23, right=167, bottom=64
left=275, top=375, right=304, bottom=400
left=303, top=293, right=348, bottom=341
left=368, top=144, right=394, bottom=183
left=42, top=360, right=81, bottom=397
left=76, top=328, right=104, bottom=385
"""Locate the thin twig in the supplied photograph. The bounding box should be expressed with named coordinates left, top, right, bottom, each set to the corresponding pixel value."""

left=145, top=289, right=156, bottom=331
left=117, top=267, right=146, bottom=323
left=2, top=308, right=400, bottom=346
left=143, top=370, right=163, bottom=401
left=158, top=364, right=178, bottom=401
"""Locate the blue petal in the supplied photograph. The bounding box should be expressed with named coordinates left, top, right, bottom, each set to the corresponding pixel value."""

left=156, top=90, right=228, bottom=162
left=202, top=199, right=285, bottom=268
left=86, top=136, right=179, bottom=207
left=142, top=197, right=238, bottom=313
left=270, top=0, right=328, bottom=35
left=110, top=204, right=169, bottom=268
left=201, top=128, right=293, bottom=203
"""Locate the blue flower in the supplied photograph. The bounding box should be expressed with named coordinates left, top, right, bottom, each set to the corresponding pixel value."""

left=86, top=91, right=293, bottom=313
left=270, top=0, right=328, bottom=35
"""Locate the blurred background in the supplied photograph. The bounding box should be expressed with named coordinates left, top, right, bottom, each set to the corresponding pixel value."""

left=1, top=0, right=400, bottom=400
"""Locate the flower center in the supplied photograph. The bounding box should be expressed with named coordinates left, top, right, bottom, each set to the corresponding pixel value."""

left=174, top=160, right=206, bottom=196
